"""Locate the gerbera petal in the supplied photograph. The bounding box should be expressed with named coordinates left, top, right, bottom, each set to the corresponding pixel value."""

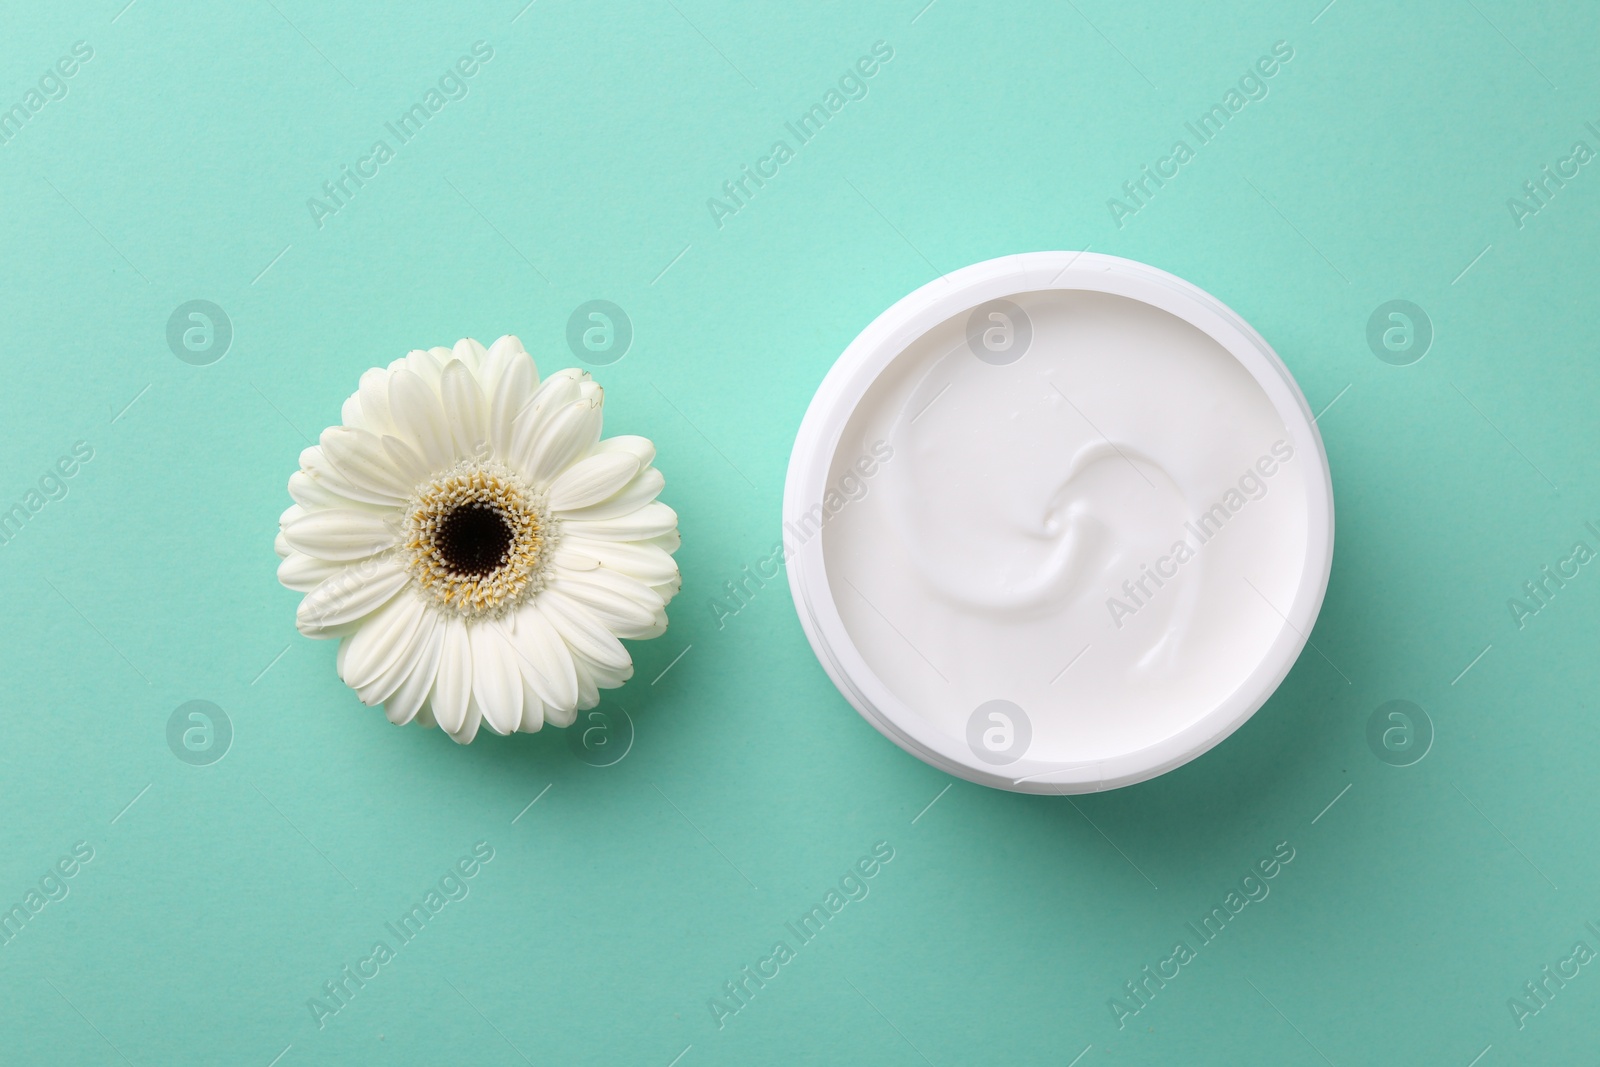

left=468, top=622, right=522, bottom=735
left=547, top=451, right=639, bottom=512
left=570, top=655, right=601, bottom=710
left=282, top=509, right=398, bottom=561
left=577, top=561, right=666, bottom=608
left=379, top=434, right=431, bottom=490
left=449, top=696, right=484, bottom=744
left=508, top=370, right=586, bottom=467
left=556, top=466, right=663, bottom=521
left=560, top=537, right=680, bottom=586
left=388, top=368, right=455, bottom=470
left=523, top=368, right=586, bottom=419
left=489, top=352, right=535, bottom=462
left=551, top=544, right=600, bottom=571
left=340, top=392, right=366, bottom=433
left=404, top=348, right=444, bottom=389
left=364, top=606, right=440, bottom=707
left=297, top=556, right=409, bottom=636
left=632, top=611, right=669, bottom=640
left=544, top=694, right=578, bottom=728
left=452, top=337, right=488, bottom=375
left=483, top=335, right=535, bottom=397
left=440, top=358, right=489, bottom=461
left=287, top=471, right=337, bottom=510
left=288, top=470, right=384, bottom=513
left=573, top=645, right=634, bottom=690
left=538, top=589, right=631, bottom=671
left=299, top=444, right=399, bottom=509
left=592, top=434, right=655, bottom=469
left=341, top=592, right=427, bottom=691
left=517, top=678, right=546, bottom=732
left=550, top=570, right=662, bottom=638
left=432, top=616, right=473, bottom=734
left=320, top=426, right=417, bottom=503
left=560, top=501, right=677, bottom=543
left=531, top=390, right=604, bottom=486
left=476, top=335, right=512, bottom=394
left=515, top=398, right=592, bottom=486
left=354, top=366, right=396, bottom=436
left=278, top=550, right=343, bottom=592
left=502, top=608, right=578, bottom=711
left=383, top=616, right=445, bottom=724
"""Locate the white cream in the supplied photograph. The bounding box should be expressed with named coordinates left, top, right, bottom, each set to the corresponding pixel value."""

left=787, top=255, right=1332, bottom=791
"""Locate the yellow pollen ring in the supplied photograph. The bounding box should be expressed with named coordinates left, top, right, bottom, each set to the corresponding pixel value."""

left=401, top=461, right=554, bottom=618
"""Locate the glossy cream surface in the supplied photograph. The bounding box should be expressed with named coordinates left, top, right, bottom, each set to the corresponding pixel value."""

left=821, top=289, right=1309, bottom=764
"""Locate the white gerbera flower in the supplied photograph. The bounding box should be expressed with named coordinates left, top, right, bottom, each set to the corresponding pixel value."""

left=273, top=336, right=680, bottom=743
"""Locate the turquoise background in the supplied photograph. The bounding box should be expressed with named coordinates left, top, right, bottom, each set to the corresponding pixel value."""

left=1, top=0, right=1597, bottom=1063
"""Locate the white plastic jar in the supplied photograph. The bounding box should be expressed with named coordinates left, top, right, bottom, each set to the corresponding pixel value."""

left=784, top=252, right=1334, bottom=793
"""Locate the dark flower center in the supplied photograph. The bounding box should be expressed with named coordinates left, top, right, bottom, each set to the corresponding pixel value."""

left=435, top=503, right=514, bottom=576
